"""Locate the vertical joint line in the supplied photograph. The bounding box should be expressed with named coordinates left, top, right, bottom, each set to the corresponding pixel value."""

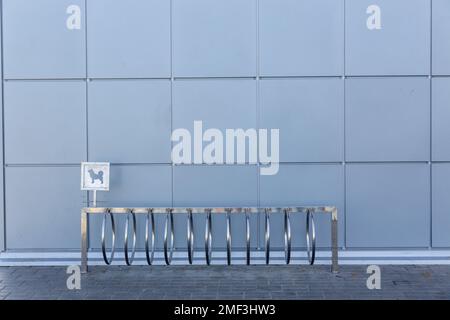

left=84, top=0, right=90, bottom=249
left=256, top=0, right=261, bottom=250
left=429, top=0, right=433, bottom=249
left=170, top=0, right=174, bottom=210
left=1, top=0, right=7, bottom=251
left=343, top=0, right=347, bottom=250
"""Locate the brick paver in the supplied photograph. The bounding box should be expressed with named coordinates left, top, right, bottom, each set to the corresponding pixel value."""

left=0, top=265, right=449, bottom=300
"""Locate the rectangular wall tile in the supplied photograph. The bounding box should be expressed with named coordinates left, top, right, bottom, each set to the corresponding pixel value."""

left=346, top=78, right=430, bottom=161
left=87, top=0, right=171, bottom=78
left=3, top=0, right=86, bottom=79
left=346, top=164, right=430, bottom=248
left=259, top=0, right=343, bottom=76
left=346, top=0, right=430, bottom=75
left=4, top=81, right=86, bottom=164
left=260, top=78, right=344, bottom=162
left=432, top=0, right=450, bottom=75
left=173, top=0, right=257, bottom=77
left=5, top=167, right=83, bottom=249
left=88, top=80, right=171, bottom=164
left=173, top=79, right=257, bottom=164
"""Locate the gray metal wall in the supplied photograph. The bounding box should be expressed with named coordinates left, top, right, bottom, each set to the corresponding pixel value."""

left=1, top=0, right=450, bottom=255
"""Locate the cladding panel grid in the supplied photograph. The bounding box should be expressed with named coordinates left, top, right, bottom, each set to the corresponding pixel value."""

left=2, top=0, right=442, bottom=80
left=1, top=0, right=449, bottom=251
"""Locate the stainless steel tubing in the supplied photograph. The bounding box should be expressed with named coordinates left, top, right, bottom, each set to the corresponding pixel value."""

left=145, top=210, right=155, bottom=265
left=84, top=206, right=337, bottom=272
left=124, top=212, right=137, bottom=266
left=245, top=209, right=251, bottom=265
left=164, top=209, right=175, bottom=265
left=265, top=208, right=270, bottom=265
left=306, top=209, right=316, bottom=265
left=226, top=209, right=232, bottom=265
left=284, top=209, right=292, bottom=265
left=204, top=209, right=212, bottom=265
left=187, top=209, right=194, bottom=264
left=101, top=211, right=116, bottom=265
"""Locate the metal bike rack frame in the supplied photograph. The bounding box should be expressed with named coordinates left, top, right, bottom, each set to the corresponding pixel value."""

left=81, top=206, right=338, bottom=273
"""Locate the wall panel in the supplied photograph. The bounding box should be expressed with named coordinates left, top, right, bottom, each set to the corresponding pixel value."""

left=3, top=0, right=86, bottom=79
left=345, top=0, right=430, bottom=75
left=4, top=81, right=86, bottom=164
left=346, top=78, right=430, bottom=162
left=5, top=166, right=82, bottom=249
left=260, top=78, right=344, bottom=162
left=173, top=0, right=257, bottom=77
left=259, top=0, right=343, bottom=76
left=346, top=164, right=430, bottom=248
left=432, top=0, right=450, bottom=75
left=88, top=80, right=171, bottom=164
left=87, top=0, right=171, bottom=78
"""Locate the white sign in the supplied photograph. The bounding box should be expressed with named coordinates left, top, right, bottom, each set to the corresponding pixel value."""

left=81, top=162, right=110, bottom=191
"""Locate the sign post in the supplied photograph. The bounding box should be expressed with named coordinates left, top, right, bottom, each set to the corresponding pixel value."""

left=80, top=162, right=110, bottom=273
left=81, top=162, right=110, bottom=207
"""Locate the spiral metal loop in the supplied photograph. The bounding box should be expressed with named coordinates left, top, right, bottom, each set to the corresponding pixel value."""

left=204, top=210, right=212, bottom=265
left=284, top=209, right=292, bottom=265
left=95, top=207, right=325, bottom=267
left=101, top=212, right=116, bottom=265
left=187, top=209, right=194, bottom=264
left=124, top=212, right=137, bottom=266
left=306, top=209, right=316, bottom=265
left=164, top=210, right=175, bottom=265
left=145, top=210, right=155, bottom=265
left=226, top=210, right=232, bottom=265
left=245, top=209, right=251, bottom=265
left=265, top=209, right=270, bottom=265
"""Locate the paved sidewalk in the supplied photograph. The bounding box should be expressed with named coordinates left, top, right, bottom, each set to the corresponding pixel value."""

left=0, top=265, right=449, bottom=300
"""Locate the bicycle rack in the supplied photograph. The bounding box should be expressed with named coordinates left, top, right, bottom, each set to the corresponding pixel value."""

left=81, top=206, right=338, bottom=273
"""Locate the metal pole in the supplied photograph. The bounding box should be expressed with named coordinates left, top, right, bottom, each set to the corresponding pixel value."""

left=331, top=207, right=339, bottom=273
left=81, top=209, right=88, bottom=273
left=92, top=190, right=97, bottom=208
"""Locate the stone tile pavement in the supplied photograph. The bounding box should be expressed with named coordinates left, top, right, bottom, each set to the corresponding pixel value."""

left=0, top=265, right=449, bottom=300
